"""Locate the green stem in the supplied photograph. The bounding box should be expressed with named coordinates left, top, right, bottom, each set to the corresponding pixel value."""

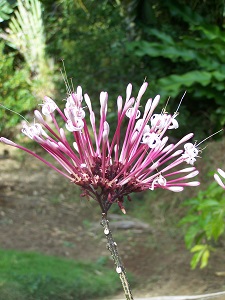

left=101, top=213, right=134, bottom=300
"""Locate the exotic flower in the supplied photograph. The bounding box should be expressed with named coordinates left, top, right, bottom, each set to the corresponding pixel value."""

left=214, top=168, right=225, bottom=189
left=41, top=96, right=58, bottom=116
left=0, top=83, right=200, bottom=213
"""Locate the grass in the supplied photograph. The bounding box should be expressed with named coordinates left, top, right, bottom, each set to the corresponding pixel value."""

left=0, top=248, right=122, bottom=300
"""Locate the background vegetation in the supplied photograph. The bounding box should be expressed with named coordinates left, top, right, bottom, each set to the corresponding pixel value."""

left=0, top=0, right=225, bottom=298
left=1, top=0, right=225, bottom=138
left=0, top=248, right=121, bottom=299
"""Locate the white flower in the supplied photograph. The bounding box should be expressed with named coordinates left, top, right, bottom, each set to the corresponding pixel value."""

left=126, top=107, right=141, bottom=119
left=42, top=97, right=57, bottom=116
left=168, top=118, right=179, bottom=129
left=151, top=114, right=179, bottom=130
left=142, top=132, right=161, bottom=148
left=22, top=123, right=44, bottom=139
left=65, top=119, right=84, bottom=132
left=150, top=114, right=168, bottom=130
left=134, top=119, right=150, bottom=133
left=182, top=143, right=199, bottom=165
left=150, top=174, right=167, bottom=190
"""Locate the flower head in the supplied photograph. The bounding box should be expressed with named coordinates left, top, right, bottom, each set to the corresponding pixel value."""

left=0, top=83, right=200, bottom=213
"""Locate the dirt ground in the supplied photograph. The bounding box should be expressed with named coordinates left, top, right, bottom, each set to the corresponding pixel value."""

left=0, top=143, right=225, bottom=300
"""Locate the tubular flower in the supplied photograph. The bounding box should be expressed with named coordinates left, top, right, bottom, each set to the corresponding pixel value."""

left=0, top=83, right=200, bottom=213
left=214, top=169, right=225, bottom=190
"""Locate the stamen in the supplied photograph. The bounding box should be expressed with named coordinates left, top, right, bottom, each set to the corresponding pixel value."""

left=196, top=129, right=223, bottom=147
left=173, top=91, right=186, bottom=117
left=60, top=59, right=73, bottom=96
left=161, top=96, right=170, bottom=115
left=0, top=103, right=29, bottom=123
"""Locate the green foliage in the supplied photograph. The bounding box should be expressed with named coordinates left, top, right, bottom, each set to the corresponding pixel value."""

left=0, top=248, right=121, bottom=299
left=180, top=182, right=225, bottom=269
left=190, top=244, right=211, bottom=269
left=0, top=0, right=13, bottom=22
left=0, top=42, right=36, bottom=135
left=2, top=0, right=47, bottom=71
left=1, top=0, right=225, bottom=138
left=1, top=0, right=55, bottom=99
left=44, top=0, right=143, bottom=110
left=128, top=1, right=225, bottom=136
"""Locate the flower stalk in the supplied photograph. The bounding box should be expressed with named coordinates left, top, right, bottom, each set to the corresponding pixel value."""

left=101, top=213, right=133, bottom=300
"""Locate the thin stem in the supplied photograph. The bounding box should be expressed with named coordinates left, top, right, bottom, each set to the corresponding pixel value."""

left=101, top=213, right=134, bottom=300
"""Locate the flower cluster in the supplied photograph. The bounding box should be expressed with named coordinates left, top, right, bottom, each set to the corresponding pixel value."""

left=0, top=83, right=200, bottom=213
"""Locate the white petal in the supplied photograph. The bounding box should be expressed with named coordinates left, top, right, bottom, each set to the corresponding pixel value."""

left=117, top=96, right=123, bottom=114
left=143, top=98, right=152, bottom=118
left=178, top=167, right=196, bottom=173
left=126, top=108, right=140, bottom=119
left=131, top=131, right=138, bottom=143
left=168, top=118, right=179, bottom=129
left=73, top=142, right=79, bottom=152
left=176, top=133, right=194, bottom=146
left=152, top=95, right=160, bottom=109
left=0, top=137, right=17, bottom=146
left=65, top=119, right=84, bottom=132
left=183, top=170, right=199, bottom=179
left=186, top=181, right=200, bottom=186
left=100, top=91, right=108, bottom=116
left=76, top=86, right=83, bottom=101
left=137, top=82, right=148, bottom=100
left=214, top=174, right=225, bottom=189
left=42, top=97, right=57, bottom=115
left=161, top=144, right=174, bottom=153
left=34, top=110, right=45, bottom=124
left=124, top=98, right=135, bottom=113
left=217, top=168, right=225, bottom=179
left=126, top=83, right=132, bottom=101
left=171, top=150, right=183, bottom=157
left=84, top=94, right=92, bottom=111
left=103, top=121, right=110, bottom=141
left=184, top=156, right=197, bottom=165
left=167, top=186, right=184, bottom=192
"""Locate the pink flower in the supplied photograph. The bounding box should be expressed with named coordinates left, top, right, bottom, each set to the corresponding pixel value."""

left=0, top=83, right=200, bottom=213
left=214, top=169, right=225, bottom=189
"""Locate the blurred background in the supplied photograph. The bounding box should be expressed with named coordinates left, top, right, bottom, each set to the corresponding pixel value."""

left=0, top=1, right=225, bottom=299
left=1, top=0, right=225, bottom=138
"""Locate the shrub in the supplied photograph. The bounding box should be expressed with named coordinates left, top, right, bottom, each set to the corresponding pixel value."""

left=0, top=43, right=36, bottom=136
left=180, top=181, right=225, bottom=268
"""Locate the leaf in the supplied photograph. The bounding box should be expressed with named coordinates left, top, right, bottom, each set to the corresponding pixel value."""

left=194, top=24, right=225, bottom=42
left=200, top=249, right=210, bottom=269
left=145, top=28, right=175, bottom=45
left=2, top=0, right=48, bottom=74
left=184, top=226, right=201, bottom=249
left=198, top=199, right=220, bottom=209
left=190, top=250, right=203, bottom=269
left=128, top=41, right=196, bottom=61
left=182, top=198, right=200, bottom=207
left=205, top=212, right=225, bottom=240
left=0, top=0, right=13, bottom=22
left=212, top=71, right=225, bottom=81
left=191, top=244, right=206, bottom=253
left=158, top=71, right=212, bottom=96
left=190, top=244, right=211, bottom=269
left=179, top=214, right=199, bottom=225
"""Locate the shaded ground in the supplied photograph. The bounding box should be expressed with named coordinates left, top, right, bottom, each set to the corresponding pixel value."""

left=0, top=143, right=225, bottom=300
